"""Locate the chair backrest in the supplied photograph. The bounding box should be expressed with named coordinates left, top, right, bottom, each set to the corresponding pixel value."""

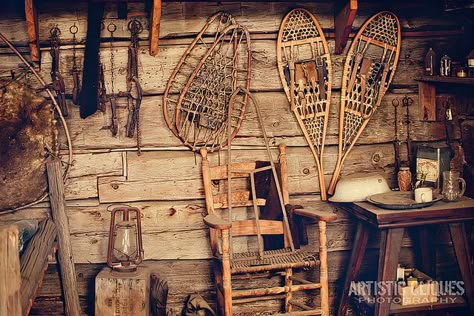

left=200, top=145, right=291, bottom=253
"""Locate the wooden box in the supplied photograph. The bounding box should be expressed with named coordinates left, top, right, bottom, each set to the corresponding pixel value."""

left=398, top=270, right=438, bottom=306
left=95, top=267, right=150, bottom=316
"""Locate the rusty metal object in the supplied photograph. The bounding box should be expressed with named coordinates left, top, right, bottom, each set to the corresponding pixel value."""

left=124, top=19, right=144, bottom=155
left=49, top=25, right=68, bottom=116
left=0, top=79, right=58, bottom=210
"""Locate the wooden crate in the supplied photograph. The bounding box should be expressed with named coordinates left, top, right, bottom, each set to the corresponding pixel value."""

left=95, top=267, right=150, bottom=316
left=398, top=269, right=438, bottom=306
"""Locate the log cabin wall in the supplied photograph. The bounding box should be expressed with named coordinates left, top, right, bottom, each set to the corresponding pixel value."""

left=0, top=0, right=473, bottom=314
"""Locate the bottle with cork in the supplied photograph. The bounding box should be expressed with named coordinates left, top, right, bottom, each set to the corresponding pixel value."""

left=425, top=48, right=437, bottom=76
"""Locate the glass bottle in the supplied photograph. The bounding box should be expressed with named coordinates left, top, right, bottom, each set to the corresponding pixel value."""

left=398, top=167, right=412, bottom=191
left=425, top=48, right=437, bottom=76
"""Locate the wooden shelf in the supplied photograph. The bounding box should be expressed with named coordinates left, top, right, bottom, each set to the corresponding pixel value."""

left=416, top=75, right=474, bottom=121
left=416, top=75, right=474, bottom=85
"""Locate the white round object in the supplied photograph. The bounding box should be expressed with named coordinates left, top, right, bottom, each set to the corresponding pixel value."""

left=329, top=173, right=391, bottom=202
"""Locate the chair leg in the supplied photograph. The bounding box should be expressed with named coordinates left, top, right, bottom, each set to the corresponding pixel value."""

left=285, top=268, right=293, bottom=312
left=319, top=220, right=329, bottom=316
left=221, top=229, right=233, bottom=316
left=213, top=261, right=225, bottom=316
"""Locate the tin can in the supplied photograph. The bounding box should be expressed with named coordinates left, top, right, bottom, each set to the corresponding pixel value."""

left=398, top=167, right=412, bottom=191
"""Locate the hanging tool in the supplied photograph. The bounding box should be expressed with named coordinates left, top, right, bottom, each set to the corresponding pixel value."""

left=402, top=95, right=414, bottom=164
left=49, top=25, right=68, bottom=117
left=107, top=22, right=118, bottom=136
left=79, top=2, right=105, bottom=118
left=69, top=23, right=81, bottom=105
left=124, top=19, right=144, bottom=155
left=392, top=98, right=401, bottom=174
left=97, top=22, right=107, bottom=113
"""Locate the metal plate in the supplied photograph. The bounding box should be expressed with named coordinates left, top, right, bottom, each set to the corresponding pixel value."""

left=367, top=191, right=442, bottom=210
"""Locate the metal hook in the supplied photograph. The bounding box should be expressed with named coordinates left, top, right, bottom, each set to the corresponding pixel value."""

left=50, top=25, right=61, bottom=37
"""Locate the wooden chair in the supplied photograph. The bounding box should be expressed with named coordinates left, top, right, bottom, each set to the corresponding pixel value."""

left=200, top=144, right=337, bottom=315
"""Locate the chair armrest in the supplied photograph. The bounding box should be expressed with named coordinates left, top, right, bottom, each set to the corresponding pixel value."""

left=286, top=204, right=337, bottom=222
left=203, top=214, right=232, bottom=230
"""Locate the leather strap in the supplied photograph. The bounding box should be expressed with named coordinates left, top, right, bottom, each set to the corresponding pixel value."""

left=358, top=58, right=372, bottom=112
left=315, top=56, right=327, bottom=100
left=347, top=52, right=363, bottom=93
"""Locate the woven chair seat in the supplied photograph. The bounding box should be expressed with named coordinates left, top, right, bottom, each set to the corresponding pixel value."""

left=229, top=248, right=320, bottom=274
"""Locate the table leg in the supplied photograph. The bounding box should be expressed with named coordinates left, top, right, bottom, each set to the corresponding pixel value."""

left=414, top=226, right=436, bottom=277
left=374, top=228, right=404, bottom=316
left=449, top=223, right=474, bottom=315
left=337, top=222, right=370, bottom=316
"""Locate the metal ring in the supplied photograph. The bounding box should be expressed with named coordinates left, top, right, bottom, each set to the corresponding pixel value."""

left=107, top=22, right=117, bottom=33
left=127, top=19, right=143, bottom=34
left=69, top=23, right=78, bottom=35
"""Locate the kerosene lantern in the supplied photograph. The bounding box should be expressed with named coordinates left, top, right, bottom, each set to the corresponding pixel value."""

left=107, top=207, right=144, bottom=272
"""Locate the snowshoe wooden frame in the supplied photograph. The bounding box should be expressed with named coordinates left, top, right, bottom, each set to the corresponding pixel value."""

left=277, top=8, right=332, bottom=200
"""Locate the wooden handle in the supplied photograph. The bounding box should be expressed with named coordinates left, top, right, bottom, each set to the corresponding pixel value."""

left=200, top=147, right=208, bottom=159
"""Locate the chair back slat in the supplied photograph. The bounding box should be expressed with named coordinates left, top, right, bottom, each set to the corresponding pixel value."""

left=213, top=191, right=266, bottom=209
left=232, top=219, right=284, bottom=236
left=201, top=145, right=291, bottom=252
left=210, top=162, right=257, bottom=180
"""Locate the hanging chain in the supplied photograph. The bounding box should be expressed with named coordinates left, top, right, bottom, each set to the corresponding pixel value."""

left=124, top=18, right=143, bottom=155
left=69, top=23, right=81, bottom=105
left=97, top=22, right=107, bottom=113
left=49, top=25, right=68, bottom=116
left=108, top=22, right=117, bottom=95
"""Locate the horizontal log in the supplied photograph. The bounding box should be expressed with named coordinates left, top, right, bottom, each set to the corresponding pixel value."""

left=98, top=143, right=397, bottom=202
left=0, top=34, right=460, bottom=99
left=56, top=91, right=448, bottom=152
left=0, top=1, right=462, bottom=47
left=52, top=196, right=457, bottom=263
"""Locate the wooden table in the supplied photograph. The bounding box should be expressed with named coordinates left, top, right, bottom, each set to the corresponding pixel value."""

left=336, top=197, right=474, bottom=316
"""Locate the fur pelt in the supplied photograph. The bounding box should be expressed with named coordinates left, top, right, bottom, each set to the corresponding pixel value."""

left=0, top=79, right=57, bottom=210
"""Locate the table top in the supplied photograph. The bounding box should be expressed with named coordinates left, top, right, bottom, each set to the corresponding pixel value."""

left=336, top=197, right=474, bottom=228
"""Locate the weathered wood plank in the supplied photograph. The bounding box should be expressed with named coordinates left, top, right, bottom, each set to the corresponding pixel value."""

left=100, top=144, right=396, bottom=202
left=0, top=1, right=463, bottom=47
left=0, top=35, right=460, bottom=99
left=20, top=219, right=57, bottom=315
left=57, top=195, right=459, bottom=263
left=70, top=228, right=211, bottom=262
left=56, top=91, right=447, bottom=151
left=64, top=175, right=98, bottom=200
left=0, top=225, right=21, bottom=316
left=46, top=160, right=81, bottom=316
left=68, top=152, right=123, bottom=178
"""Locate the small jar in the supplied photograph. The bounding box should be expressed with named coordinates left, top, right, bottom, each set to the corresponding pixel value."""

left=398, top=167, right=412, bottom=191
left=456, top=67, right=467, bottom=78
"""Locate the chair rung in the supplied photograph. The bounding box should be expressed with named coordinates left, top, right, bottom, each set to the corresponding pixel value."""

left=232, top=283, right=321, bottom=298
left=233, top=294, right=285, bottom=305
left=289, top=300, right=313, bottom=310
left=289, top=275, right=313, bottom=284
